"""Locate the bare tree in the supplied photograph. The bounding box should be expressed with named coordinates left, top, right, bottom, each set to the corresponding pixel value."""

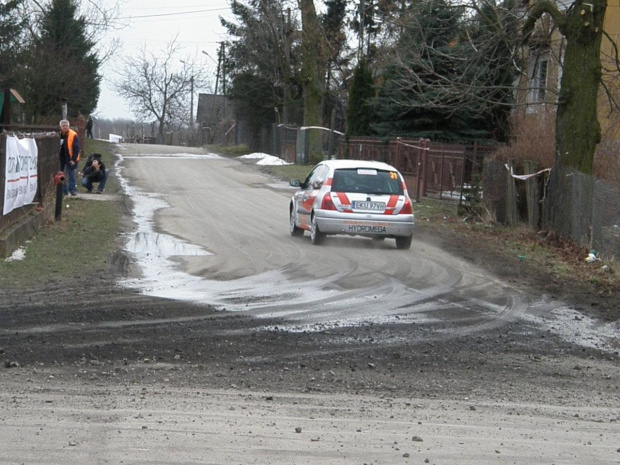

left=114, top=39, right=207, bottom=142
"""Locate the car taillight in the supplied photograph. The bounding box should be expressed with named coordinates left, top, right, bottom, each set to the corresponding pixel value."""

left=321, top=193, right=336, bottom=210
left=400, top=197, right=413, bottom=214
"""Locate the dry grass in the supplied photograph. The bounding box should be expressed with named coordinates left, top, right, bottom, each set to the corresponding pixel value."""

left=491, top=109, right=556, bottom=168
left=415, top=201, right=619, bottom=320
left=594, top=139, right=620, bottom=187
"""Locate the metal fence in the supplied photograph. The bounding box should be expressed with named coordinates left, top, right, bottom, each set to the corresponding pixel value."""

left=562, top=167, right=620, bottom=259
left=273, top=124, right=298, bottom=163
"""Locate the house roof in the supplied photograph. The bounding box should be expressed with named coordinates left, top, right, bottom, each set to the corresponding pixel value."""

left=0, top=88, right=26, bottom=106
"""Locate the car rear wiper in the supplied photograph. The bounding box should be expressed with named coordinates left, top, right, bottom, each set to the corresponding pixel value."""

left=367, top=191, right=394, bottom=196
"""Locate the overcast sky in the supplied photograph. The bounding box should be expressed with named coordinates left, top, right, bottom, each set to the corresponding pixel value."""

left=95, top=1, right=233, bottom=120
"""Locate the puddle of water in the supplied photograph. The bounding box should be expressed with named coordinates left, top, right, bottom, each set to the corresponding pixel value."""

left=126, top=232, right=209, bottom=257
left=115, top=153, right=211, bottom=263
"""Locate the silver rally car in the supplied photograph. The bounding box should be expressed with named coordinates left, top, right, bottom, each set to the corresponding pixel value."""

left=289, top=159, right=415, bottom=249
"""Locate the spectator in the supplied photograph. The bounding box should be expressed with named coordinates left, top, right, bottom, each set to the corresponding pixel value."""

left=81, top=153, right=109, bottom=194
left=59, top=119, right=81, bottom=196
left=86, top=116, right=94, bottom=138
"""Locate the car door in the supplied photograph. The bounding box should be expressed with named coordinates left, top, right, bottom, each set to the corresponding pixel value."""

left=295, top=164, right=328, bottom=228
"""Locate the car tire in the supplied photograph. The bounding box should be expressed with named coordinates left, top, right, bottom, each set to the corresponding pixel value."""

left=310, top=214, right=325, bottom=245
left=395, top=235, right=412, bottom=250
left=290, top=210, right=303, bottom=237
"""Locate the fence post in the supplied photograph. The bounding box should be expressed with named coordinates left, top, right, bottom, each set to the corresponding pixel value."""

left=419, top=138, right=429, bottom=200
left=439, top=147, right=445, bottom=200
left=328, top=109, right=336, bottom=159
left=524, top=160, right=540, bottom=230
left=459, top=148, right=467, bottom=207
left=472, top=141, right=478, bottom=179
left=505, top=160, right=518, bottom=226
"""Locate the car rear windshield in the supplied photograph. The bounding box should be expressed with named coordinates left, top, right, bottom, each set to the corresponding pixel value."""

left=331, top=168, right=404, bottom=195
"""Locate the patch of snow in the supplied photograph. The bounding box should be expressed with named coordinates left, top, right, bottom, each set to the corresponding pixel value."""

left=238, top=153, right=291, bottom=166
left=238, top=152, right=270, bottom=160
left=256, top=155, right=291, bottom=166
left=522, top=305, right=620, bottom=354
left=6, top=247, right=26, bottom=262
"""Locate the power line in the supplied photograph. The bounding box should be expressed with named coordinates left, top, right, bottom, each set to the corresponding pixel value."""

left=119, top=7, right=230, bottom=20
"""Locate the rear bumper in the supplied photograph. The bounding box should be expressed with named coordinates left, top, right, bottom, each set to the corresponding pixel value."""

left=315, top=211, right=414, bottom=237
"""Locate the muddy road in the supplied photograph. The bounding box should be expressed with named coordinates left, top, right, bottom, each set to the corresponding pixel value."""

left=0, top=143, right=619, bottom=464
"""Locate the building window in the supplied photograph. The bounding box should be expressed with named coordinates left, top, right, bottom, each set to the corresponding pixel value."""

left=528, top=55, right=549, bottom=104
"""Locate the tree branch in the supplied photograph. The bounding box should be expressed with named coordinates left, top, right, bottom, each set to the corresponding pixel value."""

left=522, top=0, right=566, bottom=40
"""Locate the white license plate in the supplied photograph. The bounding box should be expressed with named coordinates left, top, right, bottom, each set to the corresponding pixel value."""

left=353, top=201, right=385, bottom=211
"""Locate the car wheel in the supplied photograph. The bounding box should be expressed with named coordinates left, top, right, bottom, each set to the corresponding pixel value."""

left=395, top=235, right=412, bottom=250
left=290, top=210, right=303, bottom=237
left=310, top=214, right=325, bottom=245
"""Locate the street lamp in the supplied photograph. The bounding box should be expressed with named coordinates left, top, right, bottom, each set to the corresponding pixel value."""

left=202, top=50, right=217, bottom=64
left=202, top=49, right=220, bottom=96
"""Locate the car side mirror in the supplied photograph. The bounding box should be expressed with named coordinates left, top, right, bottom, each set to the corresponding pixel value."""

left=290, top=180, right=301, bottom=188
left=312, top=180, right=323, bottom=189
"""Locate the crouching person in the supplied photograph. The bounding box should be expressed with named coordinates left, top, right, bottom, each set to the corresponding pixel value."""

left=81, top=153, right=109, bottom=194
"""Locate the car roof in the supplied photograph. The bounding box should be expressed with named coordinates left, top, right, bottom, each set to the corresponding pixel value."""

left=319, top=159, right=399, bottom=172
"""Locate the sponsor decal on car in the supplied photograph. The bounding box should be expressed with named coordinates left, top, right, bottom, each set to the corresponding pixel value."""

left=348, top=225, right=387, bottom=233
left=343, top=220, right=388, bottom=234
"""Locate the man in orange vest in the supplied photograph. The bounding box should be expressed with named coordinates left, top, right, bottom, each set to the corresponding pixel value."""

left=59, top=119, right=81, bottom=196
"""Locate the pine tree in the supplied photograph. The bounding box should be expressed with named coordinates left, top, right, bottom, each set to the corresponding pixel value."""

left=26, top=0, right=100, bottom=121
left=0, top=0, right=25, bottom=88
left=346, top=59, right=375, bottom=137
left=372, top=0, right=469, bottom=141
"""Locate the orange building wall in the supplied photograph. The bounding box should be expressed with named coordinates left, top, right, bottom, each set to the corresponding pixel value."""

left=600, top=1, right=620, bottom=138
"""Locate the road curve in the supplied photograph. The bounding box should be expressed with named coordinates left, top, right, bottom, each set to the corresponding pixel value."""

left=118, top=144, right=533, bottom=338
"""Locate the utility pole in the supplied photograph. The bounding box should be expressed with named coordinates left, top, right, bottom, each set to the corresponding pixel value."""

left=189, top=75, right=194, bottom=127
left=221, top=42, right=226, bottom=96
left=214, top=50, right=221, bottom=96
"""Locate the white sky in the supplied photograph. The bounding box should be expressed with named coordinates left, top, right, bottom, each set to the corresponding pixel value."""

left=95, top=1, right=234, bottom=120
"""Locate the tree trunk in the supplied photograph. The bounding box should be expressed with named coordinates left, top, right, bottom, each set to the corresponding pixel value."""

left=299, top=0, right=324, bottom=160
left=555, top=0, right=606, bottom=174
left=544, top=0, right=607, bottom=236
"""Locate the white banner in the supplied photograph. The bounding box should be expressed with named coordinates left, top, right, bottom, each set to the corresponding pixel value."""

left=3, top=136, right=38, bottom=216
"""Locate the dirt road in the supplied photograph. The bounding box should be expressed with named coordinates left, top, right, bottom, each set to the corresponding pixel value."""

left=1, top=143, right=619, bottom=464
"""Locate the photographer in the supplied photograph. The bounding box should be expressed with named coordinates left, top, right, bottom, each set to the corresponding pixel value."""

left=81, top=153, right=109, bottom=194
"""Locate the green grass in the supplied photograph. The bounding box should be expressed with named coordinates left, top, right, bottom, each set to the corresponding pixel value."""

left=0, top=139, right=123, bottom=289
left=204, top=144, right=253, bottom=158
left=412, top=198, right=459, bottom=221
left=259, top=164, right=314, bottom=183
